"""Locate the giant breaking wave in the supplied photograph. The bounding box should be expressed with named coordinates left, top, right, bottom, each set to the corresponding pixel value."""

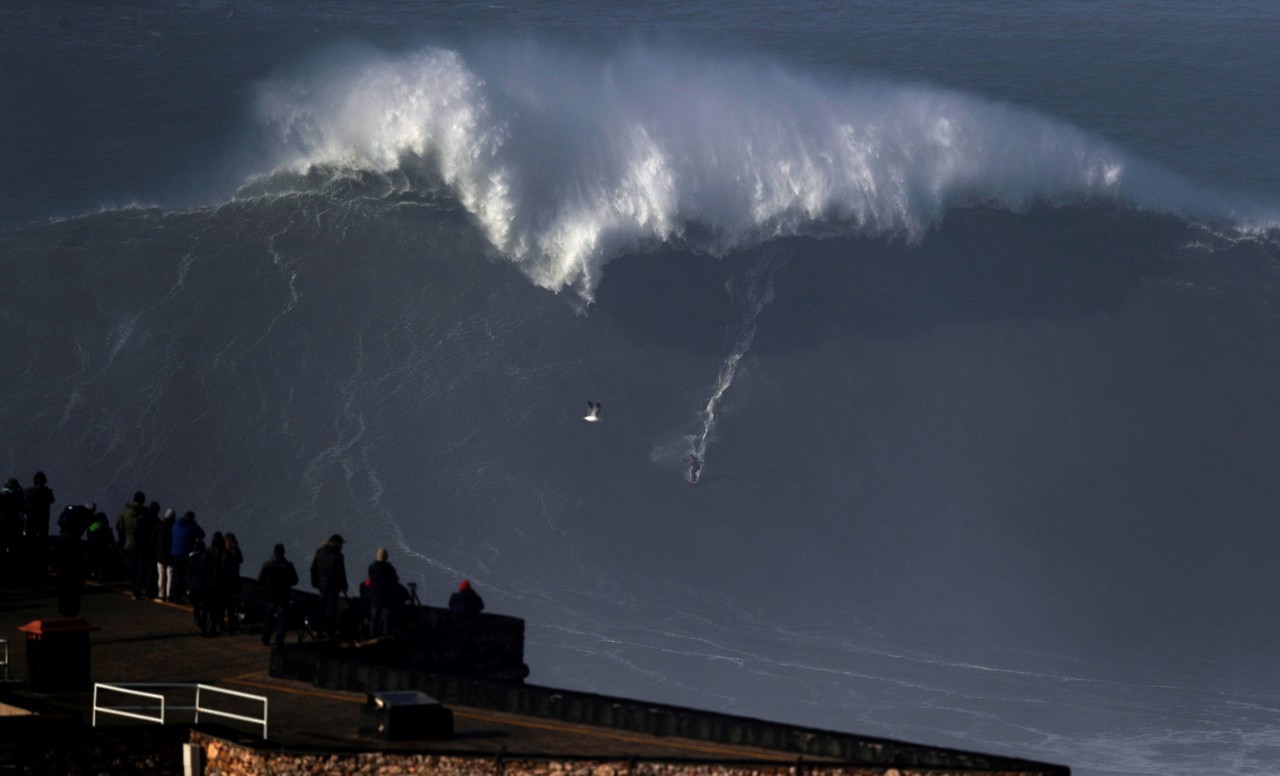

left=250, top=42, right=1269, bottom=298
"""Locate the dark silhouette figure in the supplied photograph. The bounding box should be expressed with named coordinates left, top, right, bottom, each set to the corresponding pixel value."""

left=197, top=532, right=232, bottom=636
left=366, top=548, right=400, bottom=638
left=132, top=501, right=159, bottom=599
left=310, top=534, right=348, bottom=638
left=155, top=509, right=175, bottom=601
left=687, top=454, right=702, bottom=485
left=187, top=538, right=210, bottom=633
left=86, top=511, right=114, bottom=580
left=116, top=490, right=145, bottom=549
left=24, top=472, right=55, bottom=541
left=223, top=532, right=244, bottom=632
left=448, top=579, right=486, bottom=620
left=58, top=502, right=94, bottom=541
left=258, top=543, right=299, bottom=647
left=24, top=472, right=55, bottom=570
left=56, top=536, right=87, bottom=617
left=0, top=478, right=25, bottom=561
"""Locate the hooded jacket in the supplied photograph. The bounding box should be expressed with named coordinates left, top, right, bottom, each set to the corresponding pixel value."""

left=116, top=501, right=145, bottom=551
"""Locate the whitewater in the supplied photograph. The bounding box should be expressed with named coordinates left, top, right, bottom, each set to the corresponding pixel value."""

left=5, top=4, right=1280, bottom=775
left=248, top=44, right=1274, bottom=299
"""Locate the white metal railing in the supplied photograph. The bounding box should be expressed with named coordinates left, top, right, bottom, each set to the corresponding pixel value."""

left=195, top=683, right=269, bottom=739
left=93, top=682, right=268, bottom=738
left=0, top=639, right=8, bottom=681
left=93, top=683, right=175, bottom=727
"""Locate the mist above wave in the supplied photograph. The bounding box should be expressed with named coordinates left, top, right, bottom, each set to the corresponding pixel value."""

left=251, top=41, right=1261, bottom=298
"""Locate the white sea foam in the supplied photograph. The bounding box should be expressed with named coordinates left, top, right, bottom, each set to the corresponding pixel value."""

left=254, top=42, right=1269, bottom=299
left=690, top=250, right=786, bottom=471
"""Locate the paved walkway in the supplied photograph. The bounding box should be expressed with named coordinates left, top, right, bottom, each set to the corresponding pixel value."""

left=0, top=574, right=796, bottom=762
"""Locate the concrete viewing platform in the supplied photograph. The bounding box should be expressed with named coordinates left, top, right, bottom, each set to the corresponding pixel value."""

left=0, top=571, right=1070, bottom=774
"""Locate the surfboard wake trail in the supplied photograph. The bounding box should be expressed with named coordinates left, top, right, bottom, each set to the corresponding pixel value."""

left=691, top=250, right=788, bottom=473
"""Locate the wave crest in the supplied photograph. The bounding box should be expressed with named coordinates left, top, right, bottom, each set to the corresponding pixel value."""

left=253, top=42, right=1267, bottom=298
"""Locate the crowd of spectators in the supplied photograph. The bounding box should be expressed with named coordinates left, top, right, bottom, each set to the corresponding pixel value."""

left=0, top=471, right=485, bottom=646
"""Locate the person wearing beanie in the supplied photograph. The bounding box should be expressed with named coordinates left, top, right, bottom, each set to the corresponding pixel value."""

left=449, top=578, right=486, bottom=620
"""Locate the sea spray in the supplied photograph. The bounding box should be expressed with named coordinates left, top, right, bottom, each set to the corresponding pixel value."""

left=250, top=42, right=1260, bottom=301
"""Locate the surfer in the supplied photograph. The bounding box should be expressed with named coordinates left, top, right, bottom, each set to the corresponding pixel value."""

left=686, top=454, right=702, bottom=485
left=584, top=401, right=601, bottom=422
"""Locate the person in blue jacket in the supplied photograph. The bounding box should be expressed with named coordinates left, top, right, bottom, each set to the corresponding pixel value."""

left=169, top=510, right=205, bottom=603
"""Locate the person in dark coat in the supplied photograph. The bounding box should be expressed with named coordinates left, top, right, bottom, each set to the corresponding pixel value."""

left=170, top=511, right=205, bottom=603
left=23, top=472, right=55, bottom=569
left=258, top=544, right=298, bottom=647
left=309, top=534, right=348, bottom=638
left=186, top=538, right=210, bottom=634
left=366, top=548, right=400, bottom=638
left=23, top=472, right=55, bottom=540
left=85, top=511, right=114, bottom=580
left=55, top=534, right=87, bottom=617
left=223, top=532, right=245, bottom=632
left=155, top=509, right=176, bottom=601
left=448, top=579, right=486, bottom=620
left=199, top=532, right=230, bottom=636
left=114, top=492, right=144, bottom=587
left=58, top=502, right=94, bottom=541
left=132, top=501, right=159, bottom=599
left=115, top=492, right=146, bottom=587
left=0, top=478, right=25, bottom=561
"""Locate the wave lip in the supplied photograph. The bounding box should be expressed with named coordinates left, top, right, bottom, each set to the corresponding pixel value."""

left=253, top=43, right=1274, bottom=298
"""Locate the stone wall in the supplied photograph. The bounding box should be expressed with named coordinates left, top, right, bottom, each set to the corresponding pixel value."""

left=191, top=732, right=1061, bottom=776
left=271, top=650, right=1063, bottom=774
left=0, top=717, right=187, bottom=774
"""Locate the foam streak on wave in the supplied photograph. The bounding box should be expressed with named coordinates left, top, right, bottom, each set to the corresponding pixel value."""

left=253, top=42, right=1267, bottom=298
left=692, top=252, right=786, bottom=468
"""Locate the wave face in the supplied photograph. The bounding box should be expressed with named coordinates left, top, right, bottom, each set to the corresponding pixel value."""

left=5, top=194, right=1280, bottom=776
left=252, top=43, right=1265, bottom=298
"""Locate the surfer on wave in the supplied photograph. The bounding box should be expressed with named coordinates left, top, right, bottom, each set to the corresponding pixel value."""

left=686, top=454, right=702, bottom=485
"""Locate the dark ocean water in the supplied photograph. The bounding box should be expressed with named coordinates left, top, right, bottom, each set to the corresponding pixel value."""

left=3, top=3, right=1280, bottom=774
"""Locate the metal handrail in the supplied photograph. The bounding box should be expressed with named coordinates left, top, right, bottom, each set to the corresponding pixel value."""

left=195, top=683, right=269, bottom=739
left=92, top=682, right=269, bottom=738
left=93, top=683, right=169, bottom=727
left=0, top=639, right=8, bottom=681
